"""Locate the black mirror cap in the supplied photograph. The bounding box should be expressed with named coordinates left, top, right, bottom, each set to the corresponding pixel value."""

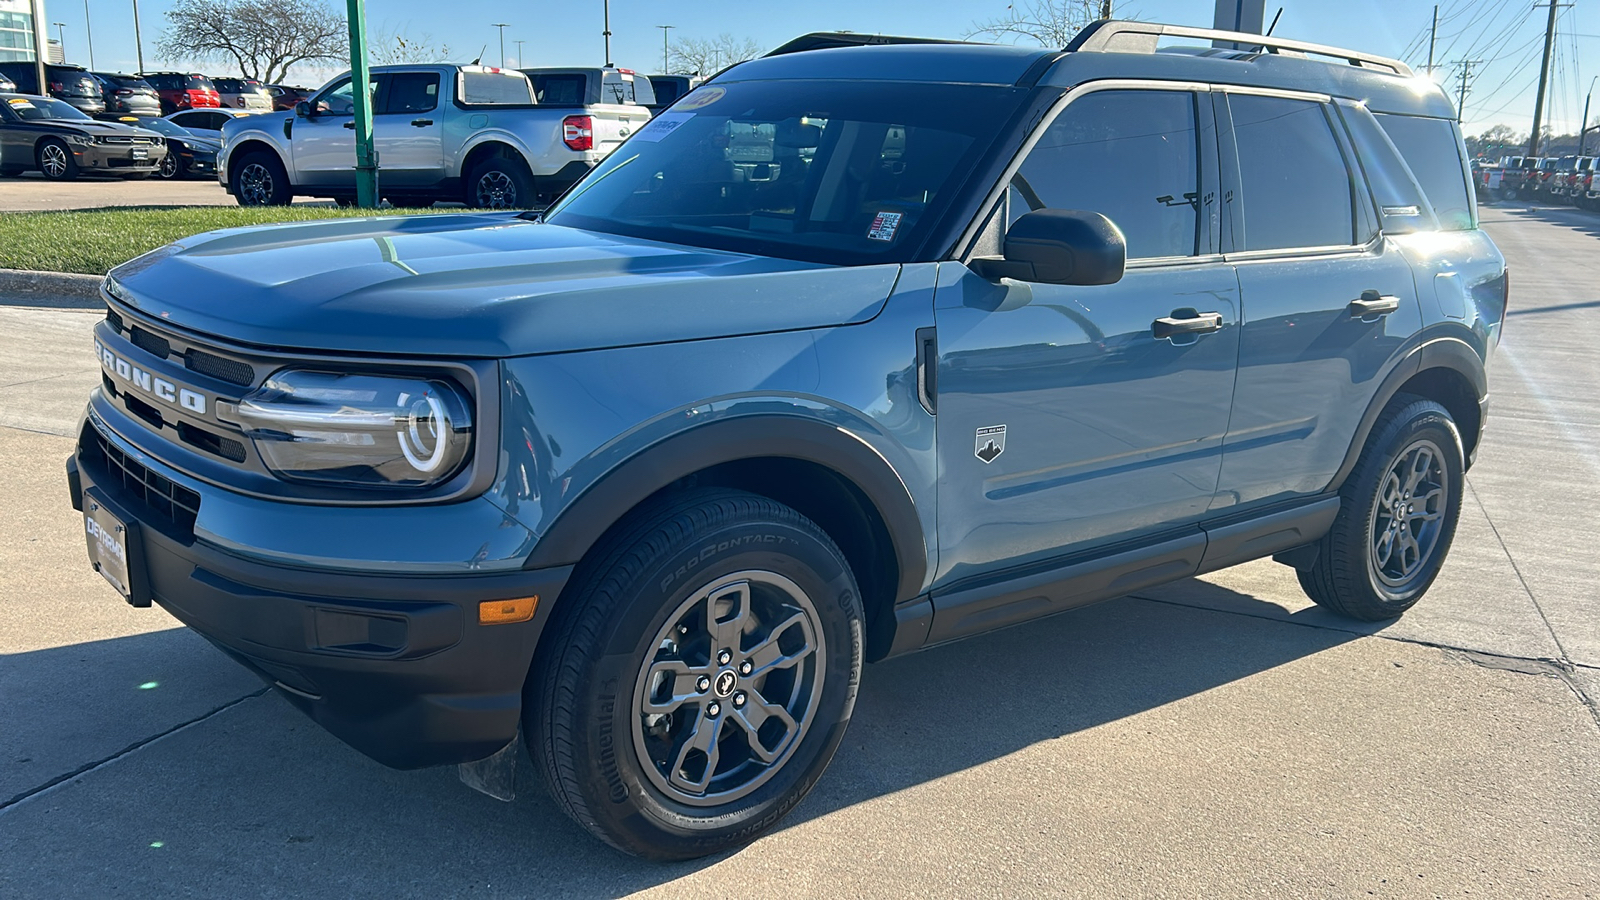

left=294, top=101, right=311, bottom=117
left=974, top=209, right=1127, bottom=286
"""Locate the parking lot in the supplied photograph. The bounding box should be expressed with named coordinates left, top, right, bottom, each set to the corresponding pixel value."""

left=0, top=200, right=1595, bottom=897
left=0, top=171, right=319, bottom=211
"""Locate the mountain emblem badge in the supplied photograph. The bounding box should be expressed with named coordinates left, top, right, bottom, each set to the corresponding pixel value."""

left=974, top=425, right=1007, bottom=464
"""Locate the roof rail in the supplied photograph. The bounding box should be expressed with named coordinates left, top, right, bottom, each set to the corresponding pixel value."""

left=1067, top=20, right=1414, bottom=77
left=765, top=32, right=969, bottom=58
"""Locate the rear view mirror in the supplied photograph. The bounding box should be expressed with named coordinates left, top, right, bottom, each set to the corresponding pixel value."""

left=971, top=210, right=1127, bottom=286
left=295, top=101, right=311, bottom=118
left=775, top=120, right=821, bottom=149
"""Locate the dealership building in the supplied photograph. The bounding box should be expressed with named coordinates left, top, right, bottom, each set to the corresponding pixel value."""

left=0, top=0, right=46, bottom=64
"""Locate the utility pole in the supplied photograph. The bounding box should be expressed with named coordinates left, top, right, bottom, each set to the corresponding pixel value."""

left=656, top=24, right=673, bottom=73
left=1427, top=4, right=1438, bottom=76
left=513, top=39, right=525, bottom=67
left=83, top=0, right=94, bottom=70
left=491, top=23, right=508, bottom=68
left=131, top=0, right=145, bottom=74
left=1528, top=0, right=1568, bottom=158
left=28, top=0, right=45, bottom=93
left=1453, top=59, right=1480, bottom=123
left=602, top=0, right=612, bottom=67
left=1580, top=76, right=1598, bottom=155
left=345, top=0, right=377, bottom=208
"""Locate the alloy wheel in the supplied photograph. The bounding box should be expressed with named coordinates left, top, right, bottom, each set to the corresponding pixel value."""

left=40, top=143, right=68, bottom=178
left=1367, top=438, right=1449, bottom=589
left=238, top=163, right=274, bottom=205
left=475, top=171, right=517, bottom=208
left=631, top=570, right=825, bottom=807
left=160, top=153, right=179, bottom=178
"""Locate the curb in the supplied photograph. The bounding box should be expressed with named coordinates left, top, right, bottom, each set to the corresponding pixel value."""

left=0, top=268, right=104, bottom=310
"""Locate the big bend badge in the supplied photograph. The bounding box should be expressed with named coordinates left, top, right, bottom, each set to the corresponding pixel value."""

left=974, top=425, right=1006, bottom=464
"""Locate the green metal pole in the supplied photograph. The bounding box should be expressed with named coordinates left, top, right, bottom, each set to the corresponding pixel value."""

left=346, top=0, right=378, bottom=208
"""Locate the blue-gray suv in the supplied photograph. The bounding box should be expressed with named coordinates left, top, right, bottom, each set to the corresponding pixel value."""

left=68, top=22, right=1507, bottom=859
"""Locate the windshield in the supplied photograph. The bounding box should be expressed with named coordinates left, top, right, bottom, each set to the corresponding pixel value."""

left=5, top=96, right=90, bottom=121
left=130, top=116, right=188, bottom=137
left=544, top=80, right=1024, bottom=264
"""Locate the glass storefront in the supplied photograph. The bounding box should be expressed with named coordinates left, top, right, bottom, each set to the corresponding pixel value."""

left=0, top=4, right=38, bottom=65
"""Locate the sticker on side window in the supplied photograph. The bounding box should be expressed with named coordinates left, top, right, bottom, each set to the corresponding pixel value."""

left=867, top=211, right=903, bottom=242
left=633, top=111, right=694, bottom=142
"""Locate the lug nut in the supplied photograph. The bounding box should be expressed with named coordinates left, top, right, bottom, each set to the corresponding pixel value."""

left=739, top=660, right=753, bottom=676
left=717, top=649, right=732, bottom=666
left=733, top=691, right=747, bottom=708
left=706, top=702, right=721, bottom=718
left=696, top=675, right=711, bottom=693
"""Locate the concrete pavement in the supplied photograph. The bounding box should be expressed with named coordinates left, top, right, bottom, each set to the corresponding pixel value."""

left=0, top=203, right=1596, bottom=897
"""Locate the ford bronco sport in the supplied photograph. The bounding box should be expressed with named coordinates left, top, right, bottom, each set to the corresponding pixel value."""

left=69, top=22, right=1506, bottom=860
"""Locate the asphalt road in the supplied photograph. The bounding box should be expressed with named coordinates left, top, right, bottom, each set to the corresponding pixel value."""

left=0, top=203, right=1596, bottom=897
left=0, top=171, right=287, bottom=211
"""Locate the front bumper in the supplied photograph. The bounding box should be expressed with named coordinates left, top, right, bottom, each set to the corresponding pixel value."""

left=67, top=416, right=571, bottom=769
left=74, top=143, right=164, bottom=174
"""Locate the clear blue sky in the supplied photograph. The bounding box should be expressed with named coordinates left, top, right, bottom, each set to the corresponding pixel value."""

left=47, top=0, right=1599, bottom=136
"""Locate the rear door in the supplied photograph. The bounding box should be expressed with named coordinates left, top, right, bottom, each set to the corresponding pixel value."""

left=372, top=71, right=442, bottom=187
left=1212, top=90, right=1423, bottom=511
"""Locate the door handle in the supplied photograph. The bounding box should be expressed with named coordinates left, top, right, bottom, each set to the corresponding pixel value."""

left=411, top=118, right=433, bottom=127
left=1348, top=290, right=1401, bottom=319
left=342, top=121, right=355, bottom=129
left=1152, top=310, right=1223, bottom=340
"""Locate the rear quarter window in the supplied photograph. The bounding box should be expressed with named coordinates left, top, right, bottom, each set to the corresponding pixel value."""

left=459, top=70, right=535, bottom=106
left=1373, top=114, right=1474, bottom=231
left=531, top=74, right=585, bottom=105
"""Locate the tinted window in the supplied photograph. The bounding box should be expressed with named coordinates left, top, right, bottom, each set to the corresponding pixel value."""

left=383, top=72, right=438, bottom=114
left=1011, top=90, right=1201, bottom=259
left=1340, top=105, right=1434, bottom=230
left=313, top=77, right=378, bottom=116
left=531, top=73, right=584, bottom=105
left=547, top=80, right=1023, bottom=265
left=459, top=70, right=534, bottom=105
left=1373, top=113, right=1474, bottom=231
left=1230, top=94, right=1354, bottom=251
left=3, top=95, right=89, bottom=120
left=651, top=78, right=683, bottom=105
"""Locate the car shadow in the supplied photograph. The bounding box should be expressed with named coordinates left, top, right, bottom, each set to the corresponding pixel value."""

left=0, top=582, right=1361, bottom=895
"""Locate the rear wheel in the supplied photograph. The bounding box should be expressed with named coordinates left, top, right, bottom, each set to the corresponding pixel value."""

left=36, top=139, right=77, bottom=181
left=465, top=156, right=533, bottom=209
left=1298, top=397, right=1464, bottom=621
left=233, top=150, right=291, bottom=206
left=528, top=489, right=863, bottom=860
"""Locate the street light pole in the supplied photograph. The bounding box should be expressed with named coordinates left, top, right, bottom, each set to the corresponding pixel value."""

left=28, top=0, right=45, bottom=93
left=656, top=24, right=673, bottom=74
left=513, top=39, right=525, bottom=67
left=1581, top=76, right=1599, bottom=156
left=602, top=0, right=612, bottom=67
left=83, top=0, right=95, bottom=70
left=345, top=0, right=377, bottom=208
left=131, top=0, right=145, bottom=74
left=491, top=23, right=508, bottom=68
left=53, top=22, right=65, bottom=61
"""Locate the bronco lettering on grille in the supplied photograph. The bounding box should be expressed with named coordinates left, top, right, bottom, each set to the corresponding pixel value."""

left=96, top=337, right=208, bottom=415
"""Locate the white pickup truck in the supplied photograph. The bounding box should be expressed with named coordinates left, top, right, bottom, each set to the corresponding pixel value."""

left=217, top=64, right=650, bottom=208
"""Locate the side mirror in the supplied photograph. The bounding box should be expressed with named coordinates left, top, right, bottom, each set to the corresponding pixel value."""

left=971, top=210, right=1126, bottom=286
left=295, top=101, right=312, bottom=118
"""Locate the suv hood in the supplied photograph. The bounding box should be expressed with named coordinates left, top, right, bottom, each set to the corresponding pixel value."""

left=109, top=213, right=899, bottom=357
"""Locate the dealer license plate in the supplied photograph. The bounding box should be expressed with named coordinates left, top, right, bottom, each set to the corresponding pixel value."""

left=131, top=148, right=148, bottom=160
left=84, top=496, right=134, bottom=601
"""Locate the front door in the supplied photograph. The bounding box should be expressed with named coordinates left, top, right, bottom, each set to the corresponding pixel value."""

left=292, top=74, right=382, bottom=187
left=933, top=87, right=1240, bottom=585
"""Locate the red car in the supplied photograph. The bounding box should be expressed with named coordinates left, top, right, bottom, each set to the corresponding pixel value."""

left=140, top=72, right=221, bottom=114
left=263, top=84, right=314, bottom=111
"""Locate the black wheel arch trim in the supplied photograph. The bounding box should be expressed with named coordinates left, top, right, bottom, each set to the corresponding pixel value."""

left=1328, top=335, right=1486, bottom=493
left=520, top=415, right=929, bottom=605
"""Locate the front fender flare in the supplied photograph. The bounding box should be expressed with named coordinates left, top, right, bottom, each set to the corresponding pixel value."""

left=521, top=415, right=929, bottom=604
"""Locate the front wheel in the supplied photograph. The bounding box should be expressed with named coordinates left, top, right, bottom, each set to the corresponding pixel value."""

left=1298, top=397, right=1464, bottom=621
left=528, top=489, right=863, bottom=860
left=233, top=150, right=291, bottom=206
left=157, top=152, right=181, bottom=179
left=36, top=139, right=77, bottom=181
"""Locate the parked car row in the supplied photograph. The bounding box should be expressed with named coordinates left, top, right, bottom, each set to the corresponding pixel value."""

left=1476, top=153, right=1600, bottom=208
left=0, top=62, right=307, bottom=118
left=0, top=92, right=166, bottom=179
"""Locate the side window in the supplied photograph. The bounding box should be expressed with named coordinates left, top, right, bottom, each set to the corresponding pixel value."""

left=1373, top=113, right=1474, bottom=231
left=532, top=74, right=585, bottom=105
left=1229, top=94, right=1355, bottom=251
left=383, top=73, right=438, bottom=115
left=313, top=77, right=377, bottom=116
left=1011, top=90, right=1202, bottom=260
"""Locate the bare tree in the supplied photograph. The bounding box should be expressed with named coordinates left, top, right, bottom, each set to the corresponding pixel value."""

left=369, top=28, right=453, bottom=66
left=968, top=1, right=1101, bottom=48
left=157, top=0, right=347, bottom=84
left=669, top=34, right=763, bottom=76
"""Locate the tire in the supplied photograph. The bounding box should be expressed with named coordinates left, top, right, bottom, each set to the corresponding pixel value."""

left=36, top=139, right=78, bottom=181
left=528, top=488, right=863, bottom=860
left=465, top=156, right=533, bottom=209
left=233, top=150, right=291, bottom=206
left=1298, top=397, right=1464, bottom=621
left=157, top=151, right=181, bottom=179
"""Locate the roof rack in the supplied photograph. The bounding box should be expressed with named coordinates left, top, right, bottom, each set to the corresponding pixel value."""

left=1067, top=20, right=1413, bottom=77
left=765, top=32, right=970, bottom=58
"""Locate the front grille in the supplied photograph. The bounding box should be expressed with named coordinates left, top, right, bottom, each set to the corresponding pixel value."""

left=177, top=422, right=248, bottom=462
left=186, top=348, right=254, bottom=386
left=83, top=425, right=201, bottom=538
left=129, top=326, right=171, bottom=360
left=105, top=308, right=125, bottom=334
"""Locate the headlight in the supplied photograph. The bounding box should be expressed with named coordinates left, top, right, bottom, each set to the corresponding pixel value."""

left=236, top=370, right=473, bottom=488
left=65, top=134, right=93, bottom=146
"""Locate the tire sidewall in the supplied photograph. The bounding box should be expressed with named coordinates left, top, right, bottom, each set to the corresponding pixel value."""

left=467, top=159, right=533, bottom=209
left=566, top=512, right=861, bottom=858
left=1346, top=403, right=1464, bottom=609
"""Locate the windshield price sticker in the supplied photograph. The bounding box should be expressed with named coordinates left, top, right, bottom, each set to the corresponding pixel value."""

left=867, top=211, right=903, bottom=242
left=633, top=112, right=695, bottom=143
left=675, top=86, right=726, bottom=111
